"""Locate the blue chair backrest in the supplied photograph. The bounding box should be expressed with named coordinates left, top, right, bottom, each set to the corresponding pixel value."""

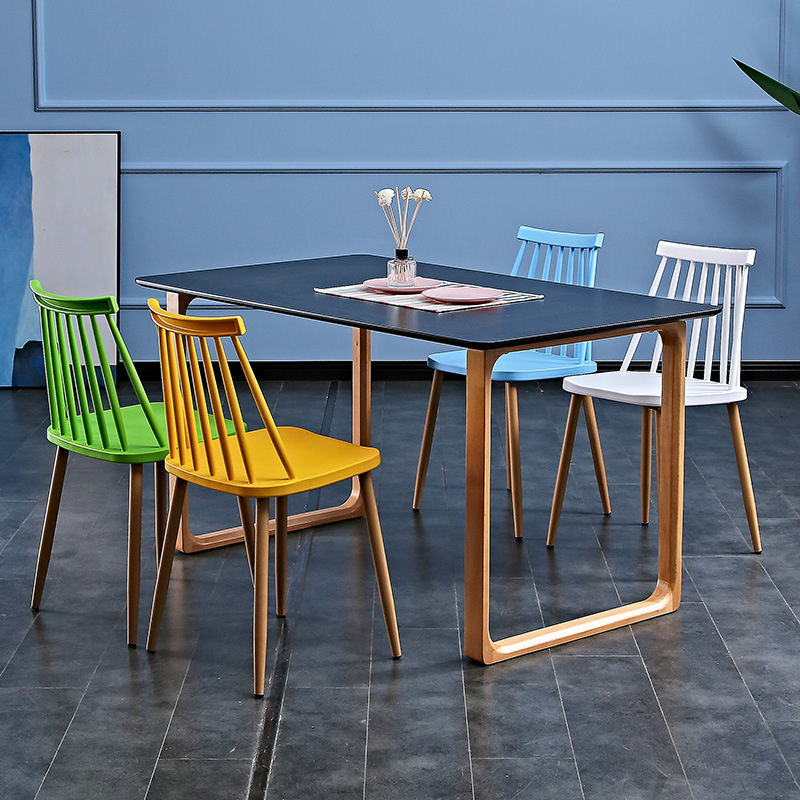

left=510, top=226, right=604, bottom=362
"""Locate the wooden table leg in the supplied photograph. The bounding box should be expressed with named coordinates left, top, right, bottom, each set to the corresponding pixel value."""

left=463, top=321, right=686, bottom=664
left=164, top=291, right=368, bottom=553
left=463, top=349, right=495, bottom=662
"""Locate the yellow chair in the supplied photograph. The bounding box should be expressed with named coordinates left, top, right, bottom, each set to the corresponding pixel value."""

left=145, top=299, right=401, bottom=696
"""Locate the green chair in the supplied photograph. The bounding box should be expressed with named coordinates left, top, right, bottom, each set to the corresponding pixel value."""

left=29, top=280, right=169, bottom=647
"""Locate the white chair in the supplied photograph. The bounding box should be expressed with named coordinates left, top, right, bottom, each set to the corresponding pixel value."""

left=413, top=226, right=608, bottom=539
left=547, top=240, right=761, bottom=553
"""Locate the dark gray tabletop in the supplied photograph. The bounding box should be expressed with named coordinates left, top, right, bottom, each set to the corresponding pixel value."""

left=137, top=254, right=720, bottom=350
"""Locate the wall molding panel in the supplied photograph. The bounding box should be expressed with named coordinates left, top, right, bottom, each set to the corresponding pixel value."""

left=34, top=102, right=794, bottom=115
left=33, top=0, right=787, bottom=113
left=118, top=163, right=786, bottom=309
left=120, top=162, right=785, bottom=175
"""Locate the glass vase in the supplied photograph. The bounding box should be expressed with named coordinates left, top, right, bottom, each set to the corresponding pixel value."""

left=386, top=248, right=417, bottom=287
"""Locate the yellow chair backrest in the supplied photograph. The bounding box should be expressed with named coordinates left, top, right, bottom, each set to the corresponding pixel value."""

left=147, top=299, right=295, bottom=484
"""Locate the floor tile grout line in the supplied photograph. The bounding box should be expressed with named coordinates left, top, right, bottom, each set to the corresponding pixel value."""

left=143, top=643, right=203, bottom=799
left=246, top=536, right=310, bottom=800
left=629, top=629, right=697, bottom=799
left=156, top=756, right=253, bottom=762
left=754, top=555, right=800, bottom=628
left=457, top=383, right=572, bottom=797
left=544, top=436, right=608, bottom=800
left=143, top=543, right=234, bottom=799
left=32, top=612, right=125, bottom=800
left=0, top=606, right=40, bottom=681
left=0, top=499, right=39, bottom=560
left=554, top=519, right=694, bottom=798
left=682, top=562, right=800, bottom=793
left=5, top=457, right=131, bottom=601
left=549, top=653, right=587, bottom=800
left=686, top=451, right=763, bottom=552
left=247, top=379, right=338, bottom=799
left=549, top=653, right=643, bottom=659
left=456, top=584, right=477, bottom=800
left=363, top=379, right=383, bottom=800
left=591, top=426, right=724, bottom=798
left=440, top=443, right=477, bottom=800
left=682, top=553, right=770, bottom=558
left=0, top=417, right=51, bottom=473
left=361, top=582, right=377, bottom=800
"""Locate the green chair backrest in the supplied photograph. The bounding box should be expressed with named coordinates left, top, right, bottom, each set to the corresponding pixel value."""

left=29, top=279, right=166, bottom=454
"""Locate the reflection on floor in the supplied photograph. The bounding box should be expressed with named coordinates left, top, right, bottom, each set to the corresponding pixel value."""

left=1, top=379, right=799, bottom=799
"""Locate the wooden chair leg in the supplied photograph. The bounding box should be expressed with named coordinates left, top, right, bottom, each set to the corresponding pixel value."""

left=413, top=370, right=443, bottom=510
left=146, top=478, right=188, bottom=652
left=275, top=496, right=288, bottom=617
left=505, top=382, right=524, bottom=539
left=360, top=472, right=401, bottom=658
left=237, top=496, right=256, bottom=584
left=505, top=389, right=512, bottom=491
left=547, top=394, right=581, bottom=547
left=154, top=461, right=168, bottom=560
left=727, top=403, right=762, bottom=553
left=582, top=396, right=611, bottom=515
left=127, top=464, right=144, bottom=647
left=31, top=446, right=69, bottom=610
left=253, top=498, right=271, bottom=697
left=641, top=407, right=653, bottom=525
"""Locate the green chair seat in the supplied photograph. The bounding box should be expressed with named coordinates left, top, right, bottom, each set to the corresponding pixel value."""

left=47, top=402, right=170, bottom=463
left=47, top=403, right=238, bottom=464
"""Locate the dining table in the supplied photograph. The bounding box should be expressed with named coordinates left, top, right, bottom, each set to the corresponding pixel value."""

left=137, top=253, right=720, bottom=665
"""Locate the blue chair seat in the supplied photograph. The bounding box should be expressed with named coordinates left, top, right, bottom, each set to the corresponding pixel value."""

left=427, top=349, right=599, bottom=383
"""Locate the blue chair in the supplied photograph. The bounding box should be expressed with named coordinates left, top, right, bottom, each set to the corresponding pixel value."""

left=412, top=226, right=609, bottom=538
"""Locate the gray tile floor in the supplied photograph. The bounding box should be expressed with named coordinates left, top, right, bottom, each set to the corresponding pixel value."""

left=1, top=378, right=800, bottom=799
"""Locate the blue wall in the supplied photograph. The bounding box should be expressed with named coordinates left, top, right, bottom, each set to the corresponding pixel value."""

left=3, top=1, right=799, bottom=362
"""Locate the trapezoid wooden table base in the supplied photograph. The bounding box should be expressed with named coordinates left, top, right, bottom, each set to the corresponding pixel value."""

left=462, top=321, right=685, bottom=664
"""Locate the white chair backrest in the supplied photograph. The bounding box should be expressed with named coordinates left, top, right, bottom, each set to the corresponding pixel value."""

left=620, top=241, right=756, bottom=389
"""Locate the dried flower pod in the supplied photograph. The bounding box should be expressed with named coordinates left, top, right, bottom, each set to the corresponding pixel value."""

left=412, top=188, right=432, bottom=202
left=376, top=188, right=396, bottom=206
left=400, top=186, right=414, bottom=200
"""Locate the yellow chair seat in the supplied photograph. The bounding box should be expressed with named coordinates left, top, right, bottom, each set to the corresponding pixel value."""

left=165, top=426, right=380, bottom=496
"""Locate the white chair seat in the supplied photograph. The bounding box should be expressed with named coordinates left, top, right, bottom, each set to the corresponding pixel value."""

left=563, top=371, right=748, bottom=407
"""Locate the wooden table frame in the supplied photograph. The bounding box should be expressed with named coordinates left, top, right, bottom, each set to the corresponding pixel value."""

left=462, top=320, right=685, bottom=663
left=165, top=287, right=686, bottom=664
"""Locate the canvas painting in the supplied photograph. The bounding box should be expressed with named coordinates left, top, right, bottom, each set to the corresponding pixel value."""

left=0, top=131, right=119, bottom=386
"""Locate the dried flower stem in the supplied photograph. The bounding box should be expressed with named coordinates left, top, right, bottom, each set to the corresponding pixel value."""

left=405, top=202, right=422, bottom=245
left=402, top=188, right=411, bottom=246
left=383, top=205, right=400, bottom=245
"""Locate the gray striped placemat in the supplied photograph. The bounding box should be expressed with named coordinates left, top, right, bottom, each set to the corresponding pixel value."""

left=314, top=280, right=543, bottom=312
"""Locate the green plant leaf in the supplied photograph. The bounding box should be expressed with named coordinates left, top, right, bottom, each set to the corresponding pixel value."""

left=733, top=58, right=800, bottom=114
